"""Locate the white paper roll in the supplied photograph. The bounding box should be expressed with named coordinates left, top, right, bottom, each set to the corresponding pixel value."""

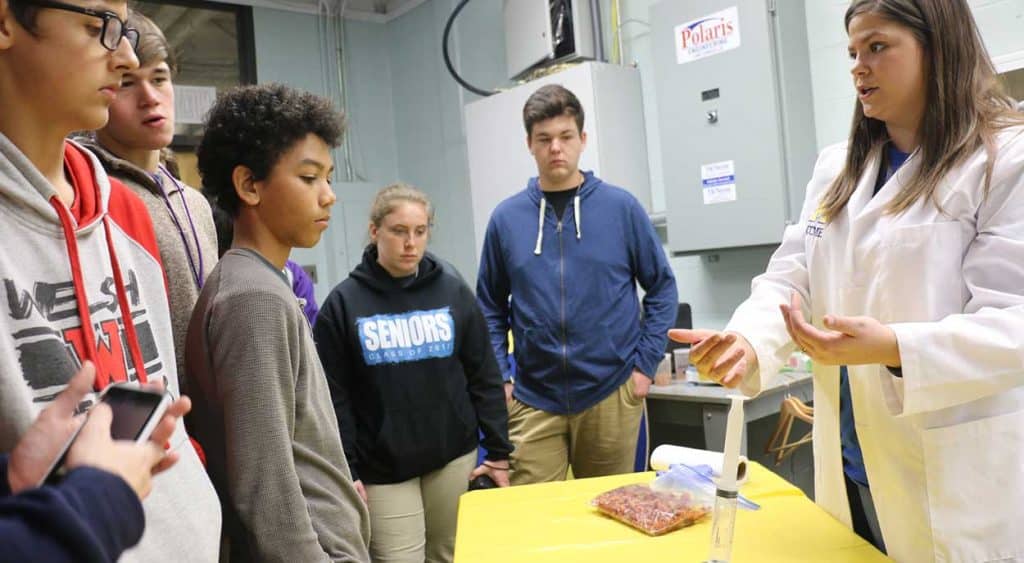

left=649, top=444, right=748, bottom=485
left=719, top=395, right=746, bottom=491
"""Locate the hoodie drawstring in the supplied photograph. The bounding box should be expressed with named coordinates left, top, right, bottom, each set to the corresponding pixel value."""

left=533, top=197, right=546, bottom=255
left=534, top=193, right=584, bottom=255
left=51, top=198, right=149, bottom=387
left=573, top=194, right=581, bottom=240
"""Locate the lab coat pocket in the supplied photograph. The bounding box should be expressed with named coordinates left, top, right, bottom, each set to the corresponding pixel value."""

left=920, top=408, right=1024, bottom=562
left=878, top=221, right=964, bottom=323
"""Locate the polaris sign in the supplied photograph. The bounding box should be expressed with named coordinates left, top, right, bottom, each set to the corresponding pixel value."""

left=675, top=6, right=741, bottom=65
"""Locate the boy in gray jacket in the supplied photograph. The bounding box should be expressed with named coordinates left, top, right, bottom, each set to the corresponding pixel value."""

left=185, top=83, right=371, bottom=562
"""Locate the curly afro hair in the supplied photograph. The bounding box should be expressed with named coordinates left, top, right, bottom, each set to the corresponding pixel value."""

left=197, top=83, right=345, bottom=217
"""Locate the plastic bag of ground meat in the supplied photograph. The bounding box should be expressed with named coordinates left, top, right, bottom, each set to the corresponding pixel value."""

left=591, top=483, right=711, bottom=535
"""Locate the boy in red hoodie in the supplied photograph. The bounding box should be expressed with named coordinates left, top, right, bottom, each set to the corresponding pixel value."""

left=0, top=1, right=221, bottom=560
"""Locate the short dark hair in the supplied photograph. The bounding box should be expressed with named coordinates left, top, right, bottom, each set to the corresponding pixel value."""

left=8, top=1, right=39, bottom=30
left=522, top=84, right=584, bottom=137
left=196, top=83, right=345, bottom=217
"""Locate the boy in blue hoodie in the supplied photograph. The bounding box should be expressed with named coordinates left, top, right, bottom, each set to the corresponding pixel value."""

left=476, top=84, right=678, bottom=484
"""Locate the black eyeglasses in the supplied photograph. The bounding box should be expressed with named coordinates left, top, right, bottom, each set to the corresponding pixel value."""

left=25, top=0, right=140, bottom=51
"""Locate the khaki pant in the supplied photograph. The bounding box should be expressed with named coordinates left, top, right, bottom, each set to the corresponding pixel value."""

left=364, top=449, right=477, bottom=563
left=508, top=379, right=644, bottom=485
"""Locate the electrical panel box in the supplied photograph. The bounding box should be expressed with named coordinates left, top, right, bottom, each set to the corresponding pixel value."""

left=650, top=0, right=817, bottom=255
left=465, top=62, right=651, bottom=264
left=504, top=0, right=596, bottom=79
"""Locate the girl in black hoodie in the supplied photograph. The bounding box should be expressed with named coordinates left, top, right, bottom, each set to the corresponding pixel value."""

left=314, top=184, right=511, bottom=563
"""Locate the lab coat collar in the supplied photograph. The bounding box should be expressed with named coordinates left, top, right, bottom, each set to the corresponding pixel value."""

left=850, top=148, right=921, bottom=225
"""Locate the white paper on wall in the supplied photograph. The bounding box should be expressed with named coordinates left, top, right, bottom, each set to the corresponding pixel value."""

left=701, top=160, right=737, bottom=205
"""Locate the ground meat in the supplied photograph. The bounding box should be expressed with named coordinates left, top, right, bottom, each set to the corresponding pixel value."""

left=592, top=484, right=711, bottom=535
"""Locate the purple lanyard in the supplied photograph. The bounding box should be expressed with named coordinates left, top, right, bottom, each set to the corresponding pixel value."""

left=154, top=166, right=205, bottom=290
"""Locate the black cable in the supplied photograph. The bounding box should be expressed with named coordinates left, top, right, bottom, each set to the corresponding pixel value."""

left=442, top=0, right=497, bottom=97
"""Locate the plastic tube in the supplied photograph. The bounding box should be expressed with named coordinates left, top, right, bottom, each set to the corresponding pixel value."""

left=705, top=395, right=746, bottom=562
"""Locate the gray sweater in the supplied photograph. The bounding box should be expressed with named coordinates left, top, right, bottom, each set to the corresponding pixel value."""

left=76, top=137, right=219, bottom=387
left=185, top=249, right=371, bottom=562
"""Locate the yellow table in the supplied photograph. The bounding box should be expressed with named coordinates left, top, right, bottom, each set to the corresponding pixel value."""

left=455, top=462, right=889, bottom=562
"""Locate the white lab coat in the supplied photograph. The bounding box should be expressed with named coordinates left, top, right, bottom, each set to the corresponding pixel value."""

left=726, top=126, right=1024, bottom=562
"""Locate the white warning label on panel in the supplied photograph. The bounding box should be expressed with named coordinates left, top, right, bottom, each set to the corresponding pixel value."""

left=675, top=6, right=741, bottom=65
left=701, top=160, right=736, bottom=205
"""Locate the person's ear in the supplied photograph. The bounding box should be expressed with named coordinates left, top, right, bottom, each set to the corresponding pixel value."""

left=0, top=0, right=18, bottom=51
left=579, top=130, right=587, bottom=149
left=368, top=221, right=379, bottom=244
left=232, top=165, right=259, bottom=207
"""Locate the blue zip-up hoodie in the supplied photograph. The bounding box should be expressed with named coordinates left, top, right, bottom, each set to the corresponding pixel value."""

left=477, top=171, right=677, bottom=414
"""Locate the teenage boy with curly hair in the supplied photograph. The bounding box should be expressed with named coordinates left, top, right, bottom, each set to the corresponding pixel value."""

left=185, top=83, right=371, bottom=562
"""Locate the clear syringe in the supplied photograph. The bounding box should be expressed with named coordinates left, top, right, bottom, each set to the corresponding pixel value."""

left=707, top=488, right=739, bottom=562
left=705, top=395, right=746, bottom=563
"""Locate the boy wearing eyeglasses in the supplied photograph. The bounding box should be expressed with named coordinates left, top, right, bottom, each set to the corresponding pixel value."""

left=0, top=1, right=221, bottom=562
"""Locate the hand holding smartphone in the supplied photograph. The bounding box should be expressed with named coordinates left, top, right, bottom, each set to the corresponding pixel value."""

left=41, top=384, right=173, bottom=487
left=7, top=363, right=188, bottom=500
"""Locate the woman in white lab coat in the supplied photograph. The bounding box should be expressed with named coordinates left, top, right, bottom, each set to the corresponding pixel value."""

left=671, top=1, right=1024, bottom=561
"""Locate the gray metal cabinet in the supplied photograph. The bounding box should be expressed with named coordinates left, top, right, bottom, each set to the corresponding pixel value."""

left=650, top=0, right=817, bottom=255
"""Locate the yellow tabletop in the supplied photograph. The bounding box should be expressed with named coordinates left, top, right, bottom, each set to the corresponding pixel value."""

left=455, top=462, right=890, bottom=563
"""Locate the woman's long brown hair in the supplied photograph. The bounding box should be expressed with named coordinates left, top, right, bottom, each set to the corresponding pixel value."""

left=819, top=0, right=1023, bottom=220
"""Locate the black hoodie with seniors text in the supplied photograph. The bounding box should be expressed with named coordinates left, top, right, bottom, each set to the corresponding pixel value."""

left=313, top=245, right=512, bottom=484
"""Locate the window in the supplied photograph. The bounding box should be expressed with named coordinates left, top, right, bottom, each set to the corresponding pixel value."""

left=132, top=0, right=256, bottom=186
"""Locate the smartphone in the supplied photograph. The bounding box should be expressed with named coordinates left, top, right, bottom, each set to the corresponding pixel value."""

left=40, top=384, right=172, bottom=486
